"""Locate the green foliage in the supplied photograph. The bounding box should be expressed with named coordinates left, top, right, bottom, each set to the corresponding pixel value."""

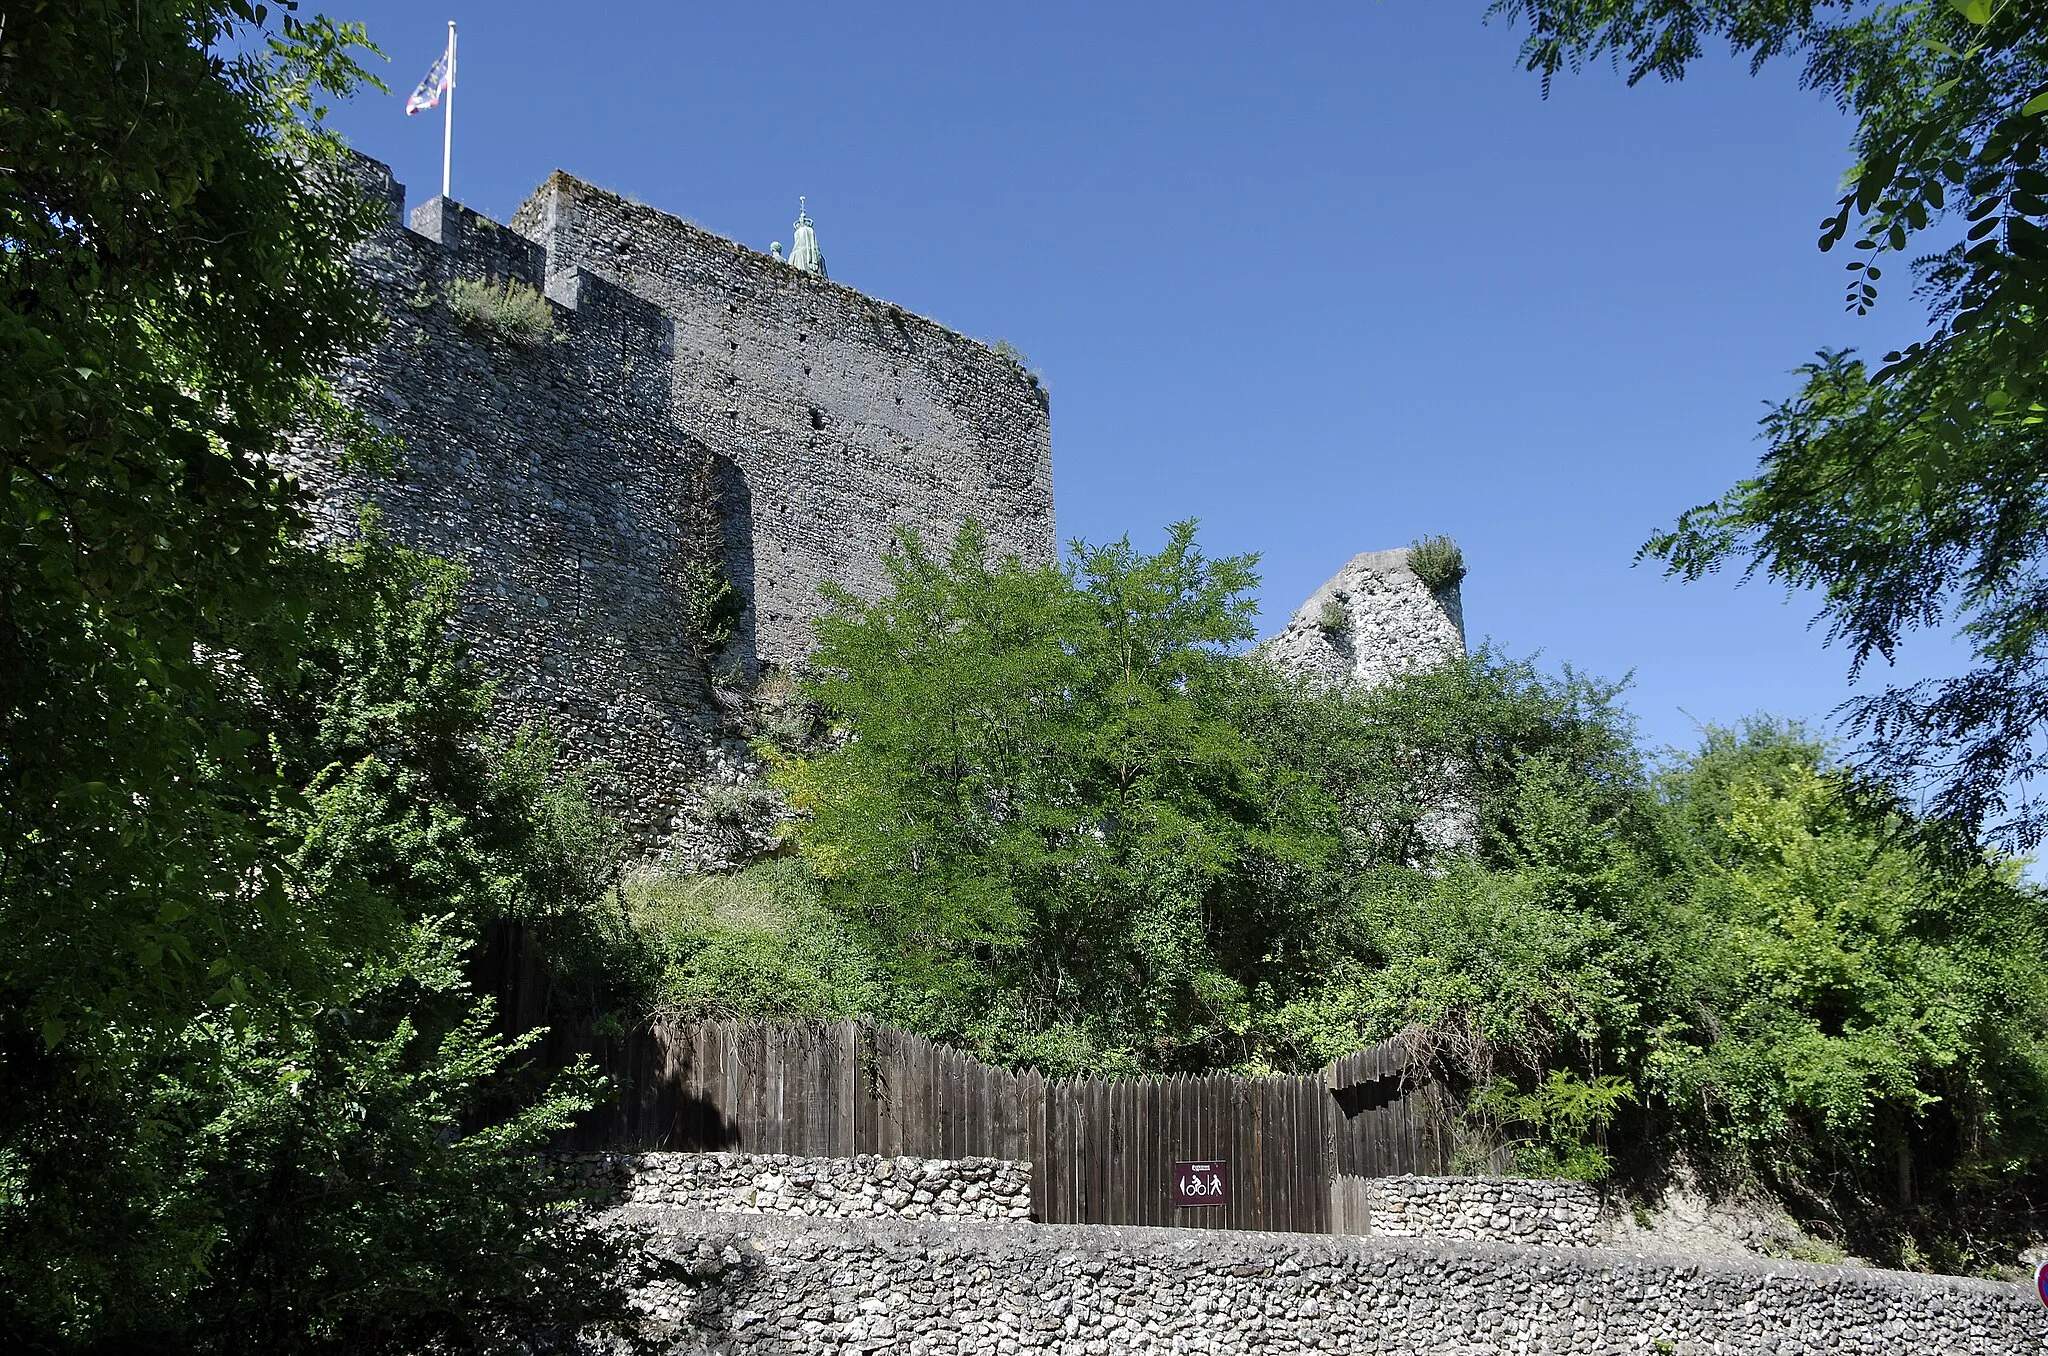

left=1651, top=726, right=2048, bottom=1203
left=0, top=7, right=643, bottom=1341
left=445, top=276, right=556, bottom=345
left=3, top=521, right=647, bottom=1349
left=631, top=860, right=884, bottom=1021
left=1407, top=535, right=1466, bottom=590
left=677, top=556, right=745, bottom=654
left=1317, top=595, right=1351, bottom=633
left=1229, top=646, right=1649, bottom=877
left=114, top=920, right=631, bottom=1354
left=1494, top=0, right=2048, bottom=851
left=776, top=520, right=1330, bottom=1073
left=1470, top=1070, right=1638, bottom=1180
left=2, top=0, right=388, bottom=1098
left=759, top=518, right=2048, bottom=1247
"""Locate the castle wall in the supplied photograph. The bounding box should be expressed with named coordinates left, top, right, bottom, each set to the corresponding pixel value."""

left=292, top=156, right=1054, bottom=856
left=1263, top=546, right=1467, bottom=691
left=291, top=156, right=739, bottom=853
left=509, top=173, right=1055, bottom=668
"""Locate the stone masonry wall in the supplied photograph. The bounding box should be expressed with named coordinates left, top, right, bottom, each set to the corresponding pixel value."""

left=607, top=1211, right=2048, bottom=1355
left=292, top=155, right=1053, bottom=857
left=290, top=157, right=735, bottom=855
left=559, top=1152, right=1032, bottom=1224
left=511, top=173, right=1055, bottom=670
left=1367, top=1175, right=1604, bottom=1248
left=1263, top=546, right=1466, bottom=691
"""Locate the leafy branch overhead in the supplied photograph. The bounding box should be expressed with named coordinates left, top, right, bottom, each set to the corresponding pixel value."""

left=1498, top=0, right=2048, bottom=850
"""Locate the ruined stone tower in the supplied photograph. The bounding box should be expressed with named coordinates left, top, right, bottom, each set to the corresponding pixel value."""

left=1263, top=546, right=1467, bottom=690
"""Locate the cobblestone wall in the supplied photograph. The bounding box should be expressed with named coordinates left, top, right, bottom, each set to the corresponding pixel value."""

left=561, top=1152, right=1032, bottom=1223
left=606, top=1211, right=2047, bottom=1355
left=1366, top=1175, right=1604, bottom=1248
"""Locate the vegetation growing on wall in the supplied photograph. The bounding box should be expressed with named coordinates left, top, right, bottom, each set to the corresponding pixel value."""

left=1408, top=535, right=1467, bottom=590
left=990, top=338, right=1050, bottom=406
left=446, top=276, right=557, bottom=345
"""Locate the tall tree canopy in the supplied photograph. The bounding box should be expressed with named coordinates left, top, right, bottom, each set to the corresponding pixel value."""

left=1493, top=0, right=2048, bottom=849
left=2, top=6, right=644, bottom=1348
left=2, top=0, right=387, bottom=1091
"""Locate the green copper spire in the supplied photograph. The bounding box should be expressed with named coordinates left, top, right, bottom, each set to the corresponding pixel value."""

left=788, top=196, right=827, bottom=278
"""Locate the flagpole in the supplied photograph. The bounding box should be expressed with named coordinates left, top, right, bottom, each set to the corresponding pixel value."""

left=441, top=21, right=456, bottom=199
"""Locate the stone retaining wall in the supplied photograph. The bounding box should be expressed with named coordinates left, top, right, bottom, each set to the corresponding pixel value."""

left=561, top=1152, right=1032, bottom=1223
left=607, top=1210, right=2048, bottom=1355
left=1368, top=1174, right=1604, bottom=1247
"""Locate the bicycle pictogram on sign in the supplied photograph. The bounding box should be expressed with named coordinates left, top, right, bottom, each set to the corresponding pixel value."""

left=1174, top=1160, right=1229, bottom=1207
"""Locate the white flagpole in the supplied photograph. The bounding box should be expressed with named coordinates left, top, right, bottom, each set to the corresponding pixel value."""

left=441, top=21, right=457, bottom=199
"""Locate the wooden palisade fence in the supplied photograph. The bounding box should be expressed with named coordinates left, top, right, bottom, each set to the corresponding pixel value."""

left=552, top=1017, right=1445, bottom=1235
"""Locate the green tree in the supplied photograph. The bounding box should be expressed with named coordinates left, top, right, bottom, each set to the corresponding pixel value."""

left=2, top=0, right=387, bottom=1095
left=1, top=6, right=645, bottom=1347
left=1492, top=0, right=2048, bottom=849
left=1652, top=723, right=2048, bottom=1232
left=774, top=521, right=1336, bottom=1073
left=3, top=524, right=648, bottom=1351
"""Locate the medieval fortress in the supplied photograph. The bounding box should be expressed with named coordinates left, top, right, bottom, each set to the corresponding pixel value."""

left=297, top=153, right=1463, bottom=856
left=284, top=158, right=2048, bottom=1350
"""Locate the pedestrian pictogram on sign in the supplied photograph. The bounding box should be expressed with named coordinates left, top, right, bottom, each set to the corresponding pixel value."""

left=1174, top=1160, right=1229, bottom=1207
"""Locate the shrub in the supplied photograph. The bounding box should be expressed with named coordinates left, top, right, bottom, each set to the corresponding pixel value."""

left=1317, top=595, right=1350, bottom=634
left=446, top=276, right=555, bottom=345
left=1408, top=534, right=1466, bottom=590
left=989, top=338, right=1049, bottom=406
left=629, top=860, right=883, bottom=1021
left=678, top=557, right=744, bottom=652
left=701, top=779, right=780, bottom=829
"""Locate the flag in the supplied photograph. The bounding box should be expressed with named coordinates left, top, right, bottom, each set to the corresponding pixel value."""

left=405, top=50, right=451, bottom=116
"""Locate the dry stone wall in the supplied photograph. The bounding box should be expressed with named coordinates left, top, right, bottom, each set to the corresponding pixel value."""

left=604, top=1211, right=2048, bottom=1355
left=559, top=1152, right=1032, bottom=1223
left=292, top=155, right=1053, bottom=857
left=1367, top=1175, right=1604, bottom=1248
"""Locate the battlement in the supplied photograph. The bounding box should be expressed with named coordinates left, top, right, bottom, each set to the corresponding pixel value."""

left=293, top=153, right=1054, bottom=856
left=509, top=169, right=1055, bottom=666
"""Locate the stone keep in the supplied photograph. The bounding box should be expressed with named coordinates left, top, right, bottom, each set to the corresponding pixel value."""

left=291, top=155, right=1054, bottom=853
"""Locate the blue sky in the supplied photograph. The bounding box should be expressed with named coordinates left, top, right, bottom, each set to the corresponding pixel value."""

left=325, top=0, right=1951, bottom=763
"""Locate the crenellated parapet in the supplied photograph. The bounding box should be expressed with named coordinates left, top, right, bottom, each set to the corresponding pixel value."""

left=510, top=170, right=1054, bottom=668
left=291, top=152, right=1053, bottom=857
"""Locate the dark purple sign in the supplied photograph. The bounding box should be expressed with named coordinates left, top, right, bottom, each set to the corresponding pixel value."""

left=1174, top=1160, right=1229, bottom=1207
